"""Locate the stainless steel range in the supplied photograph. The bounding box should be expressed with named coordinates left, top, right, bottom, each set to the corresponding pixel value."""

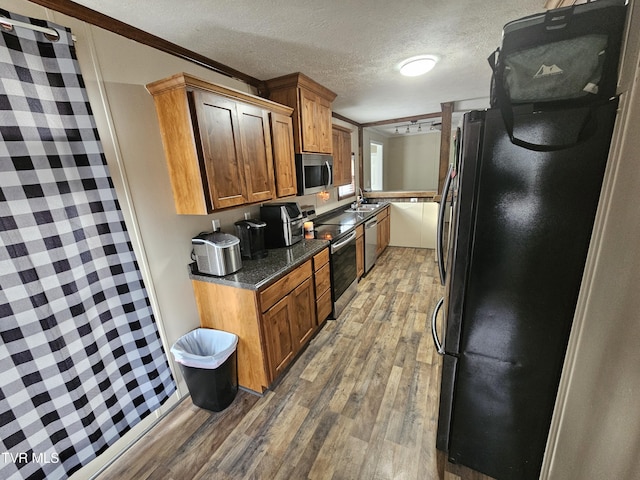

left=313, top=217, right=359, bottom=319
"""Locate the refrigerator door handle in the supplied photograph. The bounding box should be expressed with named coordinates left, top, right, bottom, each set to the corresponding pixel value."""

left=431, top=296, right=446, bottom=355
left=437, top=164, right=454, bottom=286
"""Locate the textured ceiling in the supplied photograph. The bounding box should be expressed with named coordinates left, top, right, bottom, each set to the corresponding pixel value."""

left=71, top=0, right=545, bottom=124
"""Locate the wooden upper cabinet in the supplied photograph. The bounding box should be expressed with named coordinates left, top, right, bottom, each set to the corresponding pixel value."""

left=146, top=73, right=294, bottom=214
left=265, top=72, right=337, bottom=155
left=269, top=112, right=297, bottom=197
left=332, top=125, right=352, bottom=187
left=192, top=90, right=247, bottom=209
left=236, top=103, right=276, bottom=203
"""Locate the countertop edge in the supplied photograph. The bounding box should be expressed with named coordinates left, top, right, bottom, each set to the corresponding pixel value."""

left=188, top=239, right=329, bottom=290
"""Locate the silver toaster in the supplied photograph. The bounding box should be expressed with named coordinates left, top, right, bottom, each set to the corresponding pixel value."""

left=192, top=232, right=242, bottom=276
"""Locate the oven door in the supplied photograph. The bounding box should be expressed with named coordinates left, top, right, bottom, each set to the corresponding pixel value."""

left=330, top=230, right=358, bottom=318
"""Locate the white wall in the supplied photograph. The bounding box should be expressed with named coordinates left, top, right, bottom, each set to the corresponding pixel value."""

left=543, top=2, right=640, bottom=478
left=386, top=132, right=440, bottom=190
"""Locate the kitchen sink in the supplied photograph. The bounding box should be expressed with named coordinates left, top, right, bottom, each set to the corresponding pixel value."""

left=345, top=203, right=381, bottom=213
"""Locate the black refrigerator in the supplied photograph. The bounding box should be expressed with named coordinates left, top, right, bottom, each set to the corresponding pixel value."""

left=433, top=99, right=618, bottom=480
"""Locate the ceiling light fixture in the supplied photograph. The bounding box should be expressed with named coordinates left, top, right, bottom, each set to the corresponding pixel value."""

left=399, top=55, right=439, bottom=77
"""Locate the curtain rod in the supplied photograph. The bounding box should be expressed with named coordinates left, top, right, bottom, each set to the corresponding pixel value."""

left=0, top=16, right=74, bottom=41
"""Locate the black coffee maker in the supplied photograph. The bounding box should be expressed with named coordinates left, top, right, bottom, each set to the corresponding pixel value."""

left=234, top=219, right=267, bottom=260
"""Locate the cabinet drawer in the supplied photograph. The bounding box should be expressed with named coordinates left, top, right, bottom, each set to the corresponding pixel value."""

left=313, top=248, right=329, bottom=270
left=316, top=288, right=332, bottom=324
left=260, top=260, right=312, bottom=312
left=314, top=262, right=331, bottom=296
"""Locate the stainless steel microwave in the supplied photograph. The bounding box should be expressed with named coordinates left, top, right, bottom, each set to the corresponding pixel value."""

left=295, top=154, right=333, bottom=195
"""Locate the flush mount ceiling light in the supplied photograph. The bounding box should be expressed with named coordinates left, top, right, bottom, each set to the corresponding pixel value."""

left=399, top=55, right=438, bottom=77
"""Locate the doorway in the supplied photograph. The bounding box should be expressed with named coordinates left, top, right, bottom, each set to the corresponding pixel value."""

left=370, top=142, right=383, bottom=191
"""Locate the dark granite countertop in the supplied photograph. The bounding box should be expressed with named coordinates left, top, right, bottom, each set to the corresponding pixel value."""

left=189, top=238, right=329, bottom=290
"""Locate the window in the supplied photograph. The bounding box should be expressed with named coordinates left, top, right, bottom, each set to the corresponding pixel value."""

left=338, top=152, right=356, bottom=199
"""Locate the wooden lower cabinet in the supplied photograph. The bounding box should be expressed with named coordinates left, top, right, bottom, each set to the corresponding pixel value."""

left=290, top=278, right=316, bottom=349
left=377, top=206, right=391, bottom=256
left=313, top=248, right=332, bottom=324
left=356, top=224, right=365, bottom=279
left=193, top=257, right=323, bottom=393
left=262, top=296, right=296, bottom=380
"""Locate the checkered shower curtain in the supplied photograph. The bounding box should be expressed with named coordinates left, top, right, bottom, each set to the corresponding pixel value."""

left=0, top=11, right=176, bottom=480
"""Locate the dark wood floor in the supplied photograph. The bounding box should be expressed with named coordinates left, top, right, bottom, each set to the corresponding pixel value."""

left=96, top=247, right=493, bottom=480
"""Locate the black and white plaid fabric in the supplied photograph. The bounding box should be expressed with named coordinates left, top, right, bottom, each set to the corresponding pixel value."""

left=0, top=10, right=175, bottom=480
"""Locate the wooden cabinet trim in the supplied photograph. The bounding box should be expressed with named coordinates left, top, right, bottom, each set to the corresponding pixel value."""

left=264, top=72, right=337, bottom=102
left=147, top=72, right=293, bottom=116
left=332, top=124, right=352, bottom=134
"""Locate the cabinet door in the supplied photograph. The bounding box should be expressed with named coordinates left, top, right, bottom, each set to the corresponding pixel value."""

left=263, top=296, right=296, bottom=380
left=270, top=112, right=297, bottom=197
left=332, top=127, right=352, bottom=187
left=300, top=88, right=320, bottom=153
left=192, top=90, right=247, bottom=209
left=356, top=233, right=365, bottom=279
left=379, top=210, right=390, bottom=252
left=384, top=208, right=391, bottom=247
left=237, top=103, right=275, bottom=203
left=376, top=208, right=390, bottom=255
left=291, top=277, right=316, bottom=349
left=316, top=96, right=333, bottom=154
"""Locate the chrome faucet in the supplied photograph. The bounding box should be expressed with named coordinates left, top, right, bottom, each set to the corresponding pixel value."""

left=358, top=187, right=365, bottom=204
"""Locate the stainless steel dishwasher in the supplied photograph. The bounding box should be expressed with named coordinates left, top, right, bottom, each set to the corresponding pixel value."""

left=364, top=217, right=378, bottom=273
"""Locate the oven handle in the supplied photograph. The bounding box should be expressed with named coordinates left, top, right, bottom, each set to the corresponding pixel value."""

left=331, top=231, right=357, bottom=253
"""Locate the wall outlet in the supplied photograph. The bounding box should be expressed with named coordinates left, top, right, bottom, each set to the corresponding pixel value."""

left=212, top=219, right=221, bottom=231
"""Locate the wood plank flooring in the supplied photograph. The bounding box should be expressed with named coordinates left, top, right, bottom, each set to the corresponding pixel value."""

left=96, top=247, right=494, bottom=480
